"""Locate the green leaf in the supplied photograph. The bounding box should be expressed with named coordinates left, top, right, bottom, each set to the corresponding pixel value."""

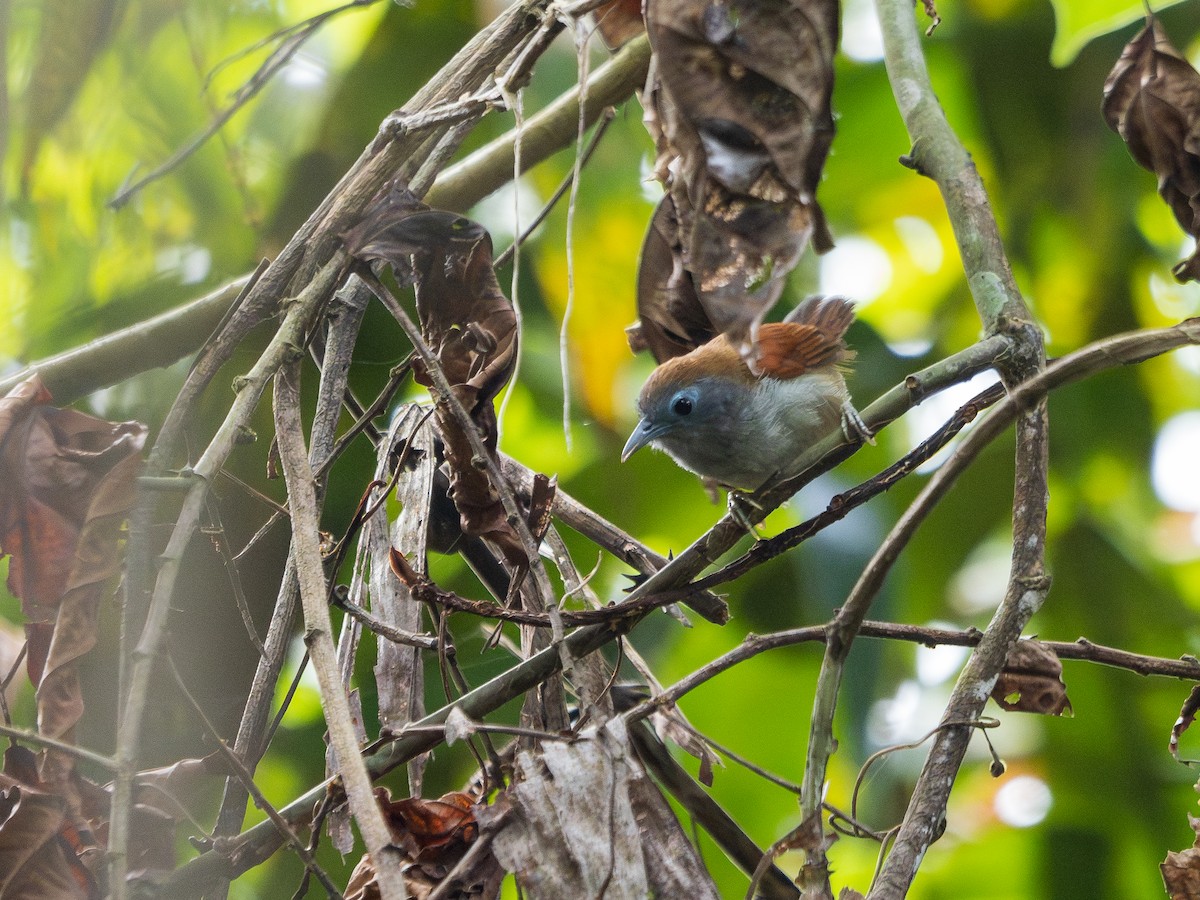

left=1048, top=0, right=1185, bottom=67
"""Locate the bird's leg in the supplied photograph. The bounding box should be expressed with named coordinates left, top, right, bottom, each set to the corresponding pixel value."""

left=841, top=400, right=875, bottom=445
left=727, top=490, right=765, bottom=538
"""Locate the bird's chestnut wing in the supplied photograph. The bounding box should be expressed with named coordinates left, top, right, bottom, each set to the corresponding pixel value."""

left=756, top=296, right=856, bottom=379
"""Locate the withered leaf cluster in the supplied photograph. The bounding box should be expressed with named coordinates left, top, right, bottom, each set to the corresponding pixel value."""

left=0, top=378, right=234, bottom=894
left=1103, top=16, right=1200, bottom=283
left=990, top=639, right=1072, bottom=716
left=345, top=788, right=503, bottom=900
left=478, top=720, right=718, bottom=899
left=0, top=376, right=144, bottom=794
left=344, top=184, right=526, bottom=568
left=634, top=0, right=840, bottom=363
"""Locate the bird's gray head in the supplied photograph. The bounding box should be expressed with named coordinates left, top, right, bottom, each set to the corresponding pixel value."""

left=621, top=373, right=747, bottom=466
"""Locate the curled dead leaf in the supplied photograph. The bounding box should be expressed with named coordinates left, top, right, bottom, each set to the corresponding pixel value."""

left=0, top=375, right=145, bottom=798
left=1, top=745, right=97, bottom=899
left=1162, top=812, right=1200, bottom=899
left=344, top=183, right=525, bottom=569
left=991, top=639, right=1072, bottom=716
left=632, top=195, right=716, bottom=362
left=1103, top=17, right=1200, bottom=282
left=478, top=719, right=718, bottom=899
left=344, top=788, right=502, bottom=900
left=636, top=0, right=839, bottom=356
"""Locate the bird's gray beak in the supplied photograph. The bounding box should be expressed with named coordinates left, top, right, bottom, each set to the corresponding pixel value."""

left=622, top=418, right=666, bottom=462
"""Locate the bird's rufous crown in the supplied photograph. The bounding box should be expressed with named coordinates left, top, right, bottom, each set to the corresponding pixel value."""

left=640, top=296, right=856, bottom=401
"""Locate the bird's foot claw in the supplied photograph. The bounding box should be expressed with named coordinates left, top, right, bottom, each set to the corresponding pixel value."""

left=841, top=401, right=875, bottom=446
left=727, top=491, right=764, bottom=538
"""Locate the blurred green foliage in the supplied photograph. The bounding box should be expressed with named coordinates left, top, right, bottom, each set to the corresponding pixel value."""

left=3, top=0, right=1200, bottom=897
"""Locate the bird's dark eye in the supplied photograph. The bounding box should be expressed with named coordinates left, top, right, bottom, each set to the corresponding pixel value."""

left=672, top=396, right=693, bottom=416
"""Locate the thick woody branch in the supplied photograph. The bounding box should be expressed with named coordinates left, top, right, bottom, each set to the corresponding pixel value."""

left=860, top=0, right=1050, bottom=894
left=0, top=275, right=253, bottom=404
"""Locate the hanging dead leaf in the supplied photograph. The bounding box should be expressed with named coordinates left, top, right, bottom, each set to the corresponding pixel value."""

left=1, top=745, right=98, bottom=899
left=1103, top=17, right=1200, bottom=282
left=0, top=376, right=145, bottom=798
left=636, top=0, right=839, bottom=356
left=1163, top=812, right=1200, bottom=899
left=0, top=771, right=93, bottom=899
left=631, top=195, right=716, bottom=362
left=478, top=718, right=718, bottom=899
left=647, top=0, right=838, bottom=206
left=991, top=639, right=1072, bottom=716
left=688, top=182, right=811, bottom=354
left=344, top=183, right=525, bottom=568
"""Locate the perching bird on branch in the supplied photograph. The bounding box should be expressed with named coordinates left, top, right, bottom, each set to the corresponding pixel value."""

left=622, top=296, right=871, bottom=492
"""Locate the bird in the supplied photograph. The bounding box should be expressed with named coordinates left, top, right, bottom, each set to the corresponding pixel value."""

left=621, top=296, right=871, bottom=492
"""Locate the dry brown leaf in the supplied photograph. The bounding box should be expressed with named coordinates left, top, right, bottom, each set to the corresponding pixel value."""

left=478, top=718, right=718, bottom=899
left=688, top=181, right=812, bottom=353
left=631, top=195, right=716, bottom=362
left=593, top=0, right=645, bottom=50
left=1103, top=17, right=1200, bottom=282
left=127, top=753, right=229, bottom=822
left=991, top=639, right=1072, bottom=716
left=0, top=773, right=91, bottom=899
left=345, top=788, right=502, bottom=900
left=0, top=375, right=145, bottom=797
left=647, top=0, right=838, bottom=205
left=344, top=183, right=525, bottom=568
left=637, top=0, right=839, bottom=355
left=1, top=746, right=97, bottom=900
left=1163, top=813, right=1200, bottom=899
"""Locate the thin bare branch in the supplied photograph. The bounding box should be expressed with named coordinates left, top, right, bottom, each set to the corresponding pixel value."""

left=165, top=654, right=345, bottom=900
left=274, top=359, right=407, bottom=899
left=109, top=0, right=382, bottom=209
